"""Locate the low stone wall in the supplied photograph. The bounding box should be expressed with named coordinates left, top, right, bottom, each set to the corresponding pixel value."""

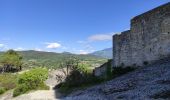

left=93, top=59, right=112, bottom=78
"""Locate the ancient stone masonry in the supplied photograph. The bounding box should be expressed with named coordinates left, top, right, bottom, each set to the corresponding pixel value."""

left=113, top=2, right=170, bottom=67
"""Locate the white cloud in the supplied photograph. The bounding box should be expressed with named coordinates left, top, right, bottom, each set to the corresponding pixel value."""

left=77, top=41, right=86, bottom=44
left=75, top=49, right=95, bottom=55
left=88, top=34, right=113, bottom=42
left=61, top=46, right=68, bottom=50
left=34, top=48, right=42, bottom=51
left=0, top=44, right=5, bottom=48
left=45, top=42, right=61, bottom=49
left=14, top=47, right=24, bottom=51
left=78, top=50, right=89, bottom=55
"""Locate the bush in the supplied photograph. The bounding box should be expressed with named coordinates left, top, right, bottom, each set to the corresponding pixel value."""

left=18, top=68, right=48, bottom=89
left=0, top=49, right=23, bottom=72
left=13, top=84, right=29, bottom=97
left=13, top=68, right=49, bottom=97
left=0, top=73, right=17, bottom=90
left=58, top=58, right=103, bottom=94
left=0, top=87, right=6, bottom=94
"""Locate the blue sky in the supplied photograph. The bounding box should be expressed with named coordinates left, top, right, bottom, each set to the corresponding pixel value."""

left=0, top=0, right=169, bottom=54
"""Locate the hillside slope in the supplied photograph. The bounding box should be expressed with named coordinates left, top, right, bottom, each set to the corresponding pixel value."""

left=0, top=50, right=107, bottom=69
left=64, top=58, right=170, bottom=100
left=90, top=48, right=112, bottom=59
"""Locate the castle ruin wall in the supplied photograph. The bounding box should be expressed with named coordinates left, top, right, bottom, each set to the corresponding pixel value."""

left=113, top=2, right=170, bottom=67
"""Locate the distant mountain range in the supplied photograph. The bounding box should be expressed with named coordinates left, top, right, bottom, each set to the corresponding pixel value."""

left=89, top=48, right=112, bottom=59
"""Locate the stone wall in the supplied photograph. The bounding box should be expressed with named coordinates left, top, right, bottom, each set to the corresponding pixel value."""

left=113, top=2, right=170, bottom=67
left=93, top=59, right=112, bottom=78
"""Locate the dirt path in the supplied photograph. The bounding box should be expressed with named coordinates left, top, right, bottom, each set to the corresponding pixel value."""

left=0, top=69, right=64, bottom=100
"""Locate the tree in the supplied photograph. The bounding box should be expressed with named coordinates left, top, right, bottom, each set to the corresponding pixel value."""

left=56, top=57, right=92, bottom=87
left=55, top=56, right=79, bottom=83
left=0, top=50, right=23, bottom=72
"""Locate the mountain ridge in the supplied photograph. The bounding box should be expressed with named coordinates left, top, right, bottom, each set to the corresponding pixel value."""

left=89, top=48, right=112, bottom=59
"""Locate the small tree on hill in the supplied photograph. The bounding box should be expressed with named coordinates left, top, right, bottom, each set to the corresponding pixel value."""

left=0, top=50, right=23, bottom=72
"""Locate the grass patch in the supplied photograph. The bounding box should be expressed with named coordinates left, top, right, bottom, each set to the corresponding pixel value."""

left=0, top=87, right=6, bottom=94
left=0, top=73, right=18, bottom=95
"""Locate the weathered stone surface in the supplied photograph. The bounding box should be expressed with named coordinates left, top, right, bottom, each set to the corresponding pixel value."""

left=63, top=57, right=170, bottom=100
left=113, top=2, right=170, bottom=67
left=93, top=59, right=112, bottom=78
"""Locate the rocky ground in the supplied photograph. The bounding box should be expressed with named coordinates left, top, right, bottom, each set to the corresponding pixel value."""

left=64, top=59, right=170, bottom=100
left=0, top=59, right=170, bottom=100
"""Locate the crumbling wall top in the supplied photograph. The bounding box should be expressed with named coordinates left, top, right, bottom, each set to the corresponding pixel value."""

left=131, top=2, right=170, bottom=24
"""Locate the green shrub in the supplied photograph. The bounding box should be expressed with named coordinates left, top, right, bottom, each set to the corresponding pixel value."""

left=13, top=84, right=29, bottom=97
left=0, top=73, right=17, bottom=90
left=57, top=58, right=105, bottom=94
left=0, top=87, right=6, bottom=94
left=18, top=68, right=48, bottom=89
left=13, top=68, right=49, bottom=97
left=0, top=49, right=23, bottom=72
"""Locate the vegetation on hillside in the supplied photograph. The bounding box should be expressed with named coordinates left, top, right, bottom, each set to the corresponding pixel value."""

left=56, top=57, right=103, bottom=94
left=0, top=50, right=107, bottom=70
left=13, top=68, right=49, bottom=97
left=0, top=50, right=108, bottom=97
left=0, top=73, right=18, bottom=94
left=0, top=50, right=23, bottom=72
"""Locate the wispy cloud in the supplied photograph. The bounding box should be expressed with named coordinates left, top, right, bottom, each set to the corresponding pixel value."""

left=0, top=43, right=8, bottom=51
left=88, top=33, right=114, bottom=42
left=45, top=42, right=61, bottom=49
left=34, top=48, right=43, bottom=51
left=78, top=50, right=89, bottom=54
left=0, top=44, right=5, bottom=48
left=76, top=32, right=114, bottom=54
left=14, top=47, right=25, bottom=51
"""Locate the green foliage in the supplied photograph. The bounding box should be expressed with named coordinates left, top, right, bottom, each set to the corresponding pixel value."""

left=13, top=68, right=49, bottom=97
left=0, top=73, right=17, bottom=90
left=112, top=67, right=136, bottom=78
left=0, top=50, right=107, bottom=70
left=0, top=87, right=6, bottom=94
left=13, top=84, right=29, bottom=97
left=18, top=50, right=107, bottom=69
left=58, top=58, right=103, bottom=94
left=0, top=50, right=23, bottom=72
